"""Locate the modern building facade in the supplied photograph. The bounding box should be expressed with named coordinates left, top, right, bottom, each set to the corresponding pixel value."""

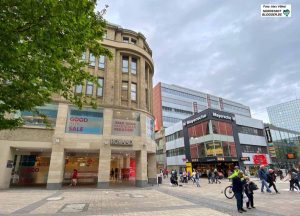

left=165, top=109, right=271, bottom=176
left=265, top=124, right=300, bottom=170
left=153, top=82, right=251, bottom=130
left=267, top=99, right=300, bottom=132
left=0, top=23, right=156, bottom=189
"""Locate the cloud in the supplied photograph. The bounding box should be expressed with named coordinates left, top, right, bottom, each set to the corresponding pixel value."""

left=97, top=0, right=300, bottom=122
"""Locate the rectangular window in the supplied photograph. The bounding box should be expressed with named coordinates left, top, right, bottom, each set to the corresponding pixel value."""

left=75, top=85, right=83, bottom=94
left=131, top=83, right=137, bottom=101
left=103, top=30, right=107, bottom=39
left=122, top=56, right=129, bottom=73
left=131, top=58, right=137, bottom=74
left=86, top=81, right=93, bottom=95
left=89, top=53, right=95, bottom=66
left=96, top=78, right=104, bottom=97
left=145, top=66, right=148, bottom=80
left=81, top=52, right=86, bottom=61
left=121, top=82, right=128, bottom=100
left=98, top=55, right=105, bottom=69
left=123, top=37, right=129, bottom=43
left=130, top=38, right=137, bottom=44
left=145, top=89, right=149, bottom=108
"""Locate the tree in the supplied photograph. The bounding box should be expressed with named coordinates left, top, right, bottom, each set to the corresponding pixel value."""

left=0, top=0, right=112, bottom=130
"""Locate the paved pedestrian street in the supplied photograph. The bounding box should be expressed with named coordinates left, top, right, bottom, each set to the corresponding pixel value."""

left=0, top=179, right=299, bottom=216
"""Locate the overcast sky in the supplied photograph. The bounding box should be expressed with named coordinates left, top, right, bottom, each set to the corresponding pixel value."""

left=96, top=0, right=300, bottom=122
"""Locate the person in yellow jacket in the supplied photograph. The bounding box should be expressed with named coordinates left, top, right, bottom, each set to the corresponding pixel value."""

left=228, top=166, right=242, bottom=180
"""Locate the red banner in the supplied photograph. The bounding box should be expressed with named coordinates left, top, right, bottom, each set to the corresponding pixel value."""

left=252, top=154, right=268, bottom=165
left=130, top=158, right=136, bottom=177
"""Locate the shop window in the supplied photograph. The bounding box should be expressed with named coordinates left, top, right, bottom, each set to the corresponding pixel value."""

left=96, top=78, right=104, bottom=97
left=122, top=56, right=129, bottom=72
left=131, top=83, right=137, bottom=101
left=222, top=142, right=230, bottom=157
left=198, top=143, right=206, bottom=157
left=131, top=58, right=137, bottom=74
left=89, top=53, right=95, bottom=66
left=212, top=120, right=219, bottom=134
left=86, top=81, right=93, bottom=95
left=121, top=82, right=128, bottom=100
left=98, top=55, right=105, bottom=69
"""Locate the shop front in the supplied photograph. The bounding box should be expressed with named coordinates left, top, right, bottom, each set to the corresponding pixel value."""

left=10, top=151, right=51, bottom=187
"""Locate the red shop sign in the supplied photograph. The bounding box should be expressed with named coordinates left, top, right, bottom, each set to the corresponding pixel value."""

left=252, top=154, right=267, bottom=165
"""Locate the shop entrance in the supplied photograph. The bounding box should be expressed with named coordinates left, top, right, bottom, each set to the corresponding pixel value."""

left=63, top=151, right=99, bottom=186
left=193, top=161, right=238, bottom=178
left=110, top=150, right=135, bottom=187
left=10, top=149, right=51, bottom=187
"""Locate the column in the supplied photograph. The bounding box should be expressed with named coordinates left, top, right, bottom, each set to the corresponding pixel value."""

left=147, top=153, right=157, bottom=184
left=0, top=145, right=13, bottom=189
left=97, top=146, right=111, bottom=188
left=47, top=145, right=65, bottom=189
left=135, top=150, right=147, bottom=187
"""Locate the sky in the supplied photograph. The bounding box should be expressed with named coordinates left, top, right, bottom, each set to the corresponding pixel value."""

left=96, top=0, right=300, bottom=122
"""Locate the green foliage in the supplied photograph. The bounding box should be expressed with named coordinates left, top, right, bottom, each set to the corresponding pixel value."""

left=0, top=0, right=112, bottom=130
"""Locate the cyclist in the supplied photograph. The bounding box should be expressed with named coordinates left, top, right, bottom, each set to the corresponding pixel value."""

left=228, top=166, right=242, bottom=179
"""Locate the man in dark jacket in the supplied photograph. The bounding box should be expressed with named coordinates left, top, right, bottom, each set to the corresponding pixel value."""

left=258, top=165, right=271, bottom=193
left=232, top=171, right=247, bottom=213
left=267, top=169, right=279, bottom=194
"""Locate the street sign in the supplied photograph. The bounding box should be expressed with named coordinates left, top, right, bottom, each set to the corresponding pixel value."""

left=240, top=157, right=250, bottom=161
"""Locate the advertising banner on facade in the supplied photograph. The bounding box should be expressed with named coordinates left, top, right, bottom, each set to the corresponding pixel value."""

left=146, top=116, right=155, bottom=139
left=65, top=107, right=103, bottom=134
left=112, top=110, right=140, bottom=136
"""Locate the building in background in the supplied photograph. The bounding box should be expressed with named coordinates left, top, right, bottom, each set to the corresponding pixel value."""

left=265, top=124, right=300, bottom=170
left=165, top=109, right=271, bottom=176
left=154, top=129, right=166, bottom=171
left=267, top=99, right=300, bottom=132
left=0, top=23, right=156, bottom=189
left=153, top=82, right=251, bottom=130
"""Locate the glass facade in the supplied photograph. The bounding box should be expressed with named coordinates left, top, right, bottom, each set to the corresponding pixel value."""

left=267, top=99, right=300, bottom=132
left=267, top=125, right=300, bottom=169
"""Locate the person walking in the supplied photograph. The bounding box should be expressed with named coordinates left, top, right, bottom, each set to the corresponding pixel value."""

left=70, top=169, right=78, bottom=186
left=232, top=171, right=247, bottom=213
left=214, top=169, right=221, bottom=184
left=258, top=165, right=271, bottom=193
left=207, top=169, right=212, bottom=184
left=267, top=169, right=279, bottom=194
left=195, top=170, right=200, bottom=187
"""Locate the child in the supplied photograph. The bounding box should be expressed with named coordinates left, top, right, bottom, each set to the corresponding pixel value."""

left=244, top=176, right=257, bottom=209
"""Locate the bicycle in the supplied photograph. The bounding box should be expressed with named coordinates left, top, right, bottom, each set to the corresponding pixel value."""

left=224, top=185, right=235, bottom=199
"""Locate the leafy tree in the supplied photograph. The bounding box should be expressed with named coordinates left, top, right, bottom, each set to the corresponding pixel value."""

left=0, top=0, right=112, bottom=130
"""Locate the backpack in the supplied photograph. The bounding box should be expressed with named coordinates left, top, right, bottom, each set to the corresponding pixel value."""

left=249, top=182, right=259, bottom=191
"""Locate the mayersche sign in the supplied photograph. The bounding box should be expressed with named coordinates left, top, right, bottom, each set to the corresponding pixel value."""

left=212, top=112, right=235, bottom=121
left=183, top=114, right=207, bottom=126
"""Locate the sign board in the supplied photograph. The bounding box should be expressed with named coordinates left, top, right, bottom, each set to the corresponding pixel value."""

left=186, top=162, right=192, bottom=174
left=6, top=160, right=13, bottom=168
left=286, top=153, right=296, bottom=159
left=182, top=114, right=207, bottom=126
left=240, top=157, right=250, bottom=161
left=110, top=139, right=133, bottom=146
left=112, top=110, right=140, bottom=136
left=265, top=127, right=273, bottom=143
left=252, top=154, right=268, bottom=165
left=65, top=107, right=103, bottom=134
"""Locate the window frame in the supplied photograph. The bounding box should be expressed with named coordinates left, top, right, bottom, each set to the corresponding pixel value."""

left=89, top=53, right=95, bottom=67
left=85, top=81, right=93, bottom=96
left=121, top=81, right=128, bottom=100
left=131, top=83, right=137, bottom=101
left=122, top=56, right=129, bottom=73
left=98, top=55, right=105, bottom=69
left=96, top=77, right=104, bottom=97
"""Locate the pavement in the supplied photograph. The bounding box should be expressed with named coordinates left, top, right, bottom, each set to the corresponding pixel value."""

left=0, top=178, right=299, bottom=216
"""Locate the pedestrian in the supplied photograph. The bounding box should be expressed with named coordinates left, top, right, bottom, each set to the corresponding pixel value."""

left=207, top=169, right=212, bottom=184
left=166, top=169, right=169, bottom=178
left=258, top=165, right=271, bottom=193
left=232, top=171, right=247, bottom=213
left=110, top=168, right=114, bottom=180
left=182, top=169, right=187, bottom=183
left=244, top=176, right=257, bottom=209
left=192, top=169, right=196, bottom=184
left=214, top=169, right=221, bottom=184
left=267, top=169, right=279, bottom=194
left=195, top=170, right=200, bottom=187
left=70, top=169, right=78, bottom=186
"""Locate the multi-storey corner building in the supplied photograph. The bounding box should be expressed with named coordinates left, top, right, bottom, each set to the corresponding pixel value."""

left=153, top=82, right=251, bottom=130
left=165, top=109, right=271, bottom=176
left=267, top=99, right=300, bottom=132
left=264, top=123, right=300, bottom=170
left=0, top=23, right=156, bottom=189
